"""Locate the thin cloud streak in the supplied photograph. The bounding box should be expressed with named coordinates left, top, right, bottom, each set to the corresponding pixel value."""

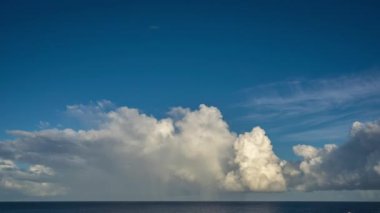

left=243, top=74, right=380, bottom=113
left=239, top=73, right=380, bottom=144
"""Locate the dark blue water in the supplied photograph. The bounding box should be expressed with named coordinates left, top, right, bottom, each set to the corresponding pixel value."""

left=0, top=202, right=379, bottom=213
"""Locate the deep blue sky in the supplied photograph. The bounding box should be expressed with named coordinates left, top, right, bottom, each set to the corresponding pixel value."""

left=1, top=0, right=380, bottom=159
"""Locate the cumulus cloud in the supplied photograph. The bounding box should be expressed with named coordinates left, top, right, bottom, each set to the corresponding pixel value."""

left=0, top=101, right=380, bottom=200
left=0, top=159, right=64, bottom=197
left=287, top=120, right=380, bottom=191
left=0, top=104, right=239, bottom=199
left=223, top=127, right=286, bottom=192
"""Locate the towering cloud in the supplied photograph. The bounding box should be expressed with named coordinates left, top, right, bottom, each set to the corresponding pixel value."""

left=223, top=127, right=286, bottom=192
left=0, top=101, right=379, bottom=199
left=0, top=103, right=238, bottom=199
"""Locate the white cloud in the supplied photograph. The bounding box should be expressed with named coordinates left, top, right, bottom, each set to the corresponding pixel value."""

left=0, top=104, right=239, bottom=199
left=29, top=165, right=55, bottom=176
left=223, top=127, right=286, bottom=192
left=0, top=178, right=65, bottom=197
left=0, top=159, right=17, bottom=171
left=287, top=120, right=380, bottom=191
left=374, top=163, right=380, bottom=175
left=0, top=158, right=63, bottom=197
left=293, top=145, right=320, bottom=159
left=1, top=102, right=380, bottom=200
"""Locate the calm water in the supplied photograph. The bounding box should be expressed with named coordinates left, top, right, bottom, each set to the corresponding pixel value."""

left=0, top=202, right=379, bottom=213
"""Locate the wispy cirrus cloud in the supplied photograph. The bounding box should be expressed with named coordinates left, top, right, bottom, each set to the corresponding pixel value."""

left=243, top=74, right=380, bottom=114
left=240, top=73, right=380, bottom=143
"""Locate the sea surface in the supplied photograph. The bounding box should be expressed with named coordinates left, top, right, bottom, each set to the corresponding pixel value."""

left=0, top=202, right=379, bottom=213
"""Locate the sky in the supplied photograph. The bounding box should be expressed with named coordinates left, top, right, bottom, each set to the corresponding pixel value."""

left=0, top=0, right=380, bottom=201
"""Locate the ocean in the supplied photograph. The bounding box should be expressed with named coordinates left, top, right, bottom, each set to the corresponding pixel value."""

left=0, top=202, right=379, bottom=213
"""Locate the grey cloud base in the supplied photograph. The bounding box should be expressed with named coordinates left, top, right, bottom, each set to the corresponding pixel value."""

left=0, top=103, right=379, bottom=200
left=286, top=120, right=380, bottom=191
